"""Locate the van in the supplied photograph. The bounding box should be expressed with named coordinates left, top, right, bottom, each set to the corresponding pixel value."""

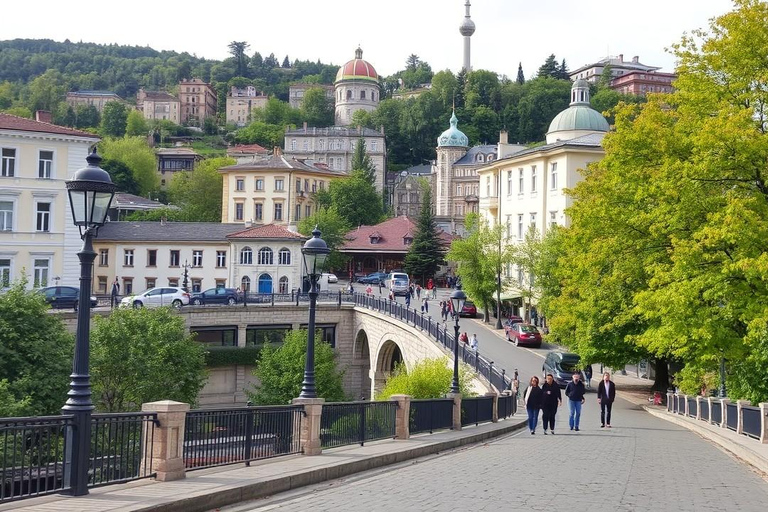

left=386, top=272, right=409, bottom=292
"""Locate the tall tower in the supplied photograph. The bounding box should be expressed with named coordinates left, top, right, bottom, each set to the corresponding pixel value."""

left=334, top=47, right=380, bottom=126
left=459, top=1, right=475, bottom=72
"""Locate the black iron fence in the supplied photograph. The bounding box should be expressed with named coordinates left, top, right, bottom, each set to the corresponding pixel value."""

left=700, top=401, right=709, bottom=422
left=0, top=415, right=73, bottom=503
left=89, top=412, right=158, bottom=487
left=677, top=395, right=686, bottom=415
left=183, top=405, right=303, bottom=471
left=687, top=397, right=698, bottom=419
left=711, top=401, right=722, bottom=424
left=320, top=402, right=397, bottom=449
left=461, top=397, right=494, bottom=427
left=726, top=403, right=738, bottom=431
left=498, top=394, right=516, bottom=419
left=742, top=406, right=762, bottom=439
left=409, top=399, right=454, bottom=434
left=668, top=394, right=766, bottom=444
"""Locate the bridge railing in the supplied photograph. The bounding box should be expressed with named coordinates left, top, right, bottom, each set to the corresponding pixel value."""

left=666, top=394, right=767, bottom=444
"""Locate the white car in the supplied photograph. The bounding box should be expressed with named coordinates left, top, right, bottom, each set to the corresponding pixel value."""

left=322, top=273, right=338, bottom=283
left=120, top=287, right=191, bottom=308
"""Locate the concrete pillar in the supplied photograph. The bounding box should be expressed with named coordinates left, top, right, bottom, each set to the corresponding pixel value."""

left=720, top=398, right=731, bottom=428
left=736, top=400, right=750, bottom=435
left=486, top=392, right=499, bottom=423
left=141, top=400, right=189, bottom=482
left=237, top=324, right=247, bottom=347
left=706, top=397, right=713, bottom=424
left=683, top=394, right=689, bottom=417
left=390, top=394, right=411, bottom=440
left=292, top=397, right=325, bottom=456
left=667, top=392, right=673, bottom=413
left=448, top=392, right=462, bottom=431
left=695, top=396, right=702, bottom=421
left=760, top=403, right=768, bottom=444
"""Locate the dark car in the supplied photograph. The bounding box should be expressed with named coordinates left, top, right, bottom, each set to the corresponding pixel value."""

left=190, top=287, right=240, bottom=306
left=542, top=351, right=583, bottom=388
left=358, top=272, right=388, bottom=285
left=459, top=300, right=477, bottom=317
left=40, top=286, right=97, bottom=311
left=506, top=323, right=542, bottom=347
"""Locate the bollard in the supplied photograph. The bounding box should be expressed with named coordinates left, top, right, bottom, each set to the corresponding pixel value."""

left=292, top=397, right=324, bottom=456
left=760, top=402, right=768, bottom=444
left=390, top=395, right=411, bottom=440
left=448, top=392, right=462, bottom=431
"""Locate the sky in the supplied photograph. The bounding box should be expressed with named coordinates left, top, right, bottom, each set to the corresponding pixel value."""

left=5, top=0, right=736, bottom=78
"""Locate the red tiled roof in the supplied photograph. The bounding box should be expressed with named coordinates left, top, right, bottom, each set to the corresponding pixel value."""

left=227, top=143, right=269, bottom=155
left=227, top=224, right=307, bottom=240
left=342, top=216, right=452, bottom=253
left=0, top=113, right=99, bottom=139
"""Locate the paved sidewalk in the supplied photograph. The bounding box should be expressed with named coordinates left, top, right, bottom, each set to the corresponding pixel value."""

left=0, top=417, right=525, bottom=512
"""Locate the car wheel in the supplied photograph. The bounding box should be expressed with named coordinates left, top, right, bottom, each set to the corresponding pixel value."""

left=514, top=338, right=519, bottom=347
left=227, top=297, right=236, bottom=305
left=192, top=298, right=202, bottom=305
left=73, top=300, right=79, bottom=312
left=506, top=332, right=511, bottom=342
left=172, top=299, right=182, bottom=308
left=133, top=301, right=143, bottom=309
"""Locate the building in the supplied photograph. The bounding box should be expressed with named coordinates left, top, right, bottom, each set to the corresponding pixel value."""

left=109, top=193, right=170, bottom=221
left=226, top=143, right=270, bottom=164
left=334, top=47, right=380, bottom=126
left=283, top=124, right=386, bottom=193
left=179, top=78, right=217, bottom=127
left=477, top=79, right=608, bottom=316
left=155, top=147, right=203, bottom=188
left=136, top=89, right=180, bottom=124
left=610, top=70, right=676, bottom=96
left=225, top=86, right=268, bottom=127
left=389, top=164, right=432, bottom=218
left=288, top=83, right=334, bottom=110
left=219, top=148, right=347, bottom=227
left=459, top=1, right=475, bottom=71
left=569, top=54, right=662, bottom=83
left=0, top=113, right=100, bottom=290
left=65, top=91, right=123, bottom=113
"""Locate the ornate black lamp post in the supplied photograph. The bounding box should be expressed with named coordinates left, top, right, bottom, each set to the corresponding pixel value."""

left=299, top=227, right=330, bottom=399
left=449, top=286, right=467, bottom=394
left=63, top=149, right=116, bottom=496
left=719, top=356, right=727, bottom=398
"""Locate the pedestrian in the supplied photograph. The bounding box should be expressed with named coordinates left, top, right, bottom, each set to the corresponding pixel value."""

left=427, top=278, right=435, bottom=299
left=460, top=331, right=469, bottom=344
left=583, top=364, right=593, bottom=389
left=531, top=307, right=538, bottom=326
left=366, top=285, right=373, bottom=296
left=405, top=292, right=411, bottom=308
left=540, top=373, right=562, bottom=435
left=565, top=372, right=587, bottom=431
left=388, top=290, right=394, bottom=301
left=597, top=372, right=616, bottom=428
left=409, top=284, right=415, bottom=298
left=440, top=301, right=448, bottom=321
left=110, top=277, right=120, bottom=308
left=422, top=297, right=428, bottom=314
left=469, top=333, right=478, bottom=351
left=524, top=376, right=543, bottom=435
left=416, top=284, right=422, bottom=299
left=347, top=282, right=354, bottom=294
left=378, top=280, right=383, bottom=294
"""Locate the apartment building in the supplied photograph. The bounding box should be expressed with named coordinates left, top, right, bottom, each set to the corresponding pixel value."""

left=136, top=89, right=181, bottom=124
left=226, top=86, right=268, bottom=127
left=179, top=78, right=217, bottom=127
left=65, top=91, right=124, bottom=113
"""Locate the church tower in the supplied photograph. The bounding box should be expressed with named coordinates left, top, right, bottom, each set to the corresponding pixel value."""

left=459, top=1, right=475, bottom=71
left=434, top=111, right=469, bottom=218
left=334, top=47, right=380, bottom=126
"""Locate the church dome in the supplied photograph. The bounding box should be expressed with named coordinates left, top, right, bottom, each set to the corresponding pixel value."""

left=335, top=47, right=379, bottom=83
left=437, top=111, right=469, bottom=147
left=547, top=79, right=609, bottom=140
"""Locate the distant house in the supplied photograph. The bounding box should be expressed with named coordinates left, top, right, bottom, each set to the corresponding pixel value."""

left=66, top=90, right=124, bottom=113
left=108, top=193, right=172, bottom=221
left=179, top=78, right=217, bottom=127
left=226, top=143, right=270, bottom=164
left=137, top=89, right=180, bottom=124
left=226, top=86, right=268, bottom=127
left=288, top=83, right=334, bottom=110
left=155, top=147, right=203, bottom=188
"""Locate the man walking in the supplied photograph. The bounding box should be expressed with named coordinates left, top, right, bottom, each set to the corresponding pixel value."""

left=110, top=277, right=120, bottom=309
left=597, top=372, right=616, bottom=428
left=565, top=372, right=586, bottom=431
left=469, top=333, right=478, bottom=352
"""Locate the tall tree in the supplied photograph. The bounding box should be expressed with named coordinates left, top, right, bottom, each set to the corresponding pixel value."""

left=102, top=159, right=140, bottom=195
left=125, top=109, right=148, bottom=136
left=516, top=62, right=525, bottom=84
left=556, top=59, right=570, bottom=80
left=168, top=157, right=234, bottom=221
left=350, top=137, right=376, bottom=185
left=100, top=137, right=159, bottom=195
left=26, top=69, right=65, bottom=113
left=100, top=101, right=128, bottom=137
left=405, top=54, right=421, bottom=71
left=282, top=55, right=291, bottom=68
left=537, top=54, right=559, bottom=79
left=227, top=41, right=250, bottom=77
left=328, top=170, right=384, bottom=227
left=511, top=225, right=543, bottom=322
left=300, top=87, right=334, bottom=127
left=404, top=187, right=445, bottom=284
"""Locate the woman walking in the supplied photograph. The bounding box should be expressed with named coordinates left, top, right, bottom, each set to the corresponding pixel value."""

left=540, top=373, right=562, bottom=435
left=524, top=376, right=543, bottom=435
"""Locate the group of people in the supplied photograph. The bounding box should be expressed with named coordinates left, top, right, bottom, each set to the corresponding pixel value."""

left=523, top=372, right=616, bottom=435
left=458, top=332, right=478, bottom=351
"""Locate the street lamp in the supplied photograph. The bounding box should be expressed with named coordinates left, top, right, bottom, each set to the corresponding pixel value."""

left=719, top=356, right=727, bottom=398
left=63, top=148, right=116, bottom=496
left=449, top=285, right=467, bottom=394
left=299, top=226, right=330, bottom=398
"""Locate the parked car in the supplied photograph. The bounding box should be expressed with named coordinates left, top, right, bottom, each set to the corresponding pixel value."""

left=385, top=272, right=409, bottom=290
left=358, top=272, right=388, bottom=284
left=121, top=287, right=190, bottom=308
left=190, top=287, right=239, bottom=306
left=506, top=323, right=542, bottom=347
left=502, top=316, right=524, bottom=337
left=542, top=351, right=582, bottom=388
left=459, top=300, right=477, bottom=317
left=322, top=273, right=338, bottom=283
left=39, top=286, right=97, bottom=311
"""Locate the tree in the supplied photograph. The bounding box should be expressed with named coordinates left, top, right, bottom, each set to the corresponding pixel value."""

left=350, top=137, right=376, bottom=185
left=100, top=101, right=128, bottom=137
left=514, top=77, right=571, bottom=142
left=168, top=157, right=234, bottom=221
left=516, top=62, right=525, bottom=84
left=0, top=280, right=73, bottom=416
left=100, top=137, right=159, bottom=195
left=247, top=329, right=347, bottom=405
left=125, top=109, right=148, bottom=136
left=511, top=225, right=543, bottom=322
left=328, top=170, right=384, bottom=227
left=298, top=207, right=351, bottom=271
left=430, top=70, right=458, bottom=110
left=405, top=54, right=421, bottom=71
left=228, top=41, right=250, bottom=78
left=556, top=59, right=570, bottom=80
left=102, top=158, right=140, bottom=195
left=90, top=307, right=207, bottom=412
left=465, top=70, right=501, bottom=110
left=376, top=358, right=474, bottom=399
left=300, top=87, right=334, bottom=127
left=537, top=54, right=559, bottom=79
left=282, top=55, right=291, bottom=68
left=26, top=69, right=65, bottom=113
left=404, top=187, right=445, bottom=284
left=75, top=104, right=100, bottom=128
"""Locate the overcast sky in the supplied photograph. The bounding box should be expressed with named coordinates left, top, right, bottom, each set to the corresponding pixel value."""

left=6, top=0, right=735, bottom=78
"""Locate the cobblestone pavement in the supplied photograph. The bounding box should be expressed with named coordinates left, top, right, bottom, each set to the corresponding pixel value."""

left=224, top=397, right=768, bottom=512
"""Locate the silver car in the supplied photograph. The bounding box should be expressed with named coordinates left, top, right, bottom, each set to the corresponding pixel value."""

left=120, top=287, right=191, bottom=308
left=391, top=278, right=409, bottom=296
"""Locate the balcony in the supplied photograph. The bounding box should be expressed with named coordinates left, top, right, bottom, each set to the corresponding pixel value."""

left=296, top=190, right=306, bottom=201
left=478, top=195, right=498, bottom=211
left=464, top=194, right=479, bottom=203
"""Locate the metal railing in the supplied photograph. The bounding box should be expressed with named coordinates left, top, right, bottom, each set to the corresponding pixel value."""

left=183, top=405, right=304, bottom=471
left=742, top=406, right=762, bottom=439
left=0, top=415, right=73, bottom=503
left=700, top=401, right=709, bottom=422
left=726, top=403, right=738, bottom=431
left=677, top=395, right=686, bottom=415
left=498, top=394, right=516, bottom=419
left=686, top=397, right=697, bottom=419
left=711, top=401, right=722, bottom=424
left=461, top=397, right=494, bottom=427
left=320, top=401, right=397, bottom=449
left=89, top=412, right=157, bottom=487
left=668, top=395, right=766, bottom=445
left=409, top=399, right=454, bottom=434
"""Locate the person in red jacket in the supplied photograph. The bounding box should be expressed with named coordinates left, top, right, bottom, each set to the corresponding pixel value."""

left=597, top=372, right=616, bottom=428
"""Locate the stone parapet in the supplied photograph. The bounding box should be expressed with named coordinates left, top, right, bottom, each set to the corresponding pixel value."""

left=390, top=394, right=411, bottom=440
left=292, top=397, right=325, bottom=456
left=141, top=400, right=190, bottom=482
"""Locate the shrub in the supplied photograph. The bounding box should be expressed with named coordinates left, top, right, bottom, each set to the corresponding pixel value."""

left=376, top=357, right=475, bottom=400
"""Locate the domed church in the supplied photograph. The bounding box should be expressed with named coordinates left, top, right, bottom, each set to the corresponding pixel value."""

left=334, top=47, right=381, bottom=126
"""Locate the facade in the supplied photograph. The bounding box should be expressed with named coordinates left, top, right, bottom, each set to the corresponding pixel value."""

left=334, top=47, right=380, bottom=126
left=136, top=89, right=180, bottom=124
left=155, top=147, right=203, bottom=188
left=390, top=164, right=432, bottom=218
left=225, top=86, right=268, bottom=127
left=283, top=124, right=386, bottom=193
left=65, top=91, right=123, bottom=113
left=459, top=0, right=475, bottom=71
left=219, top=148, right=347, bottom=227
left=179, top=78, right=217, bottom=127
left=0, top=113, right=100, bottom=290
left=288, top=84, right=334, bottom=110
left=226, top=143, right=270, bottom=164
left=109, top=193, right=169, bottom=222
left=569, top=54, right=662, bottom=83
left=610, top=70, right=676, bottom=96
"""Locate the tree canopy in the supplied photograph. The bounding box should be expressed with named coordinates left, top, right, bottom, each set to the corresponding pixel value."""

left=99, top=137, right=159, bottom=195
left=404, top=187, right=445, bottom=284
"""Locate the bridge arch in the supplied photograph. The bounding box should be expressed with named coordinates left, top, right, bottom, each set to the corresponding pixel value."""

left=353, top=329, right=372, bottom=399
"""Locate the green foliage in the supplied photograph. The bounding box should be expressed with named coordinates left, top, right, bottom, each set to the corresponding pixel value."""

left=90, top=307, right=207, bottom=412
left=376, top=358, right=474, bottom=399
left=404, top=187, right=444, bottom=283
left=327, top=170, right=384, bottom=227
left=298, top=208, right=351, bottom=271
left=234, top=121, right=285, bottom=149
left=125, top=109, right=148, bottom=136
left=1, top=106, right=33, bottom=118
left=168, top=157, right=234, bottom=221
left=99, top=137, right=159, bottom=195
left=537, top=54, right=570, bottom=80
left=100, top=101, right=128, bottom=137
left=0, top=379, right=32, bottom=417
left=351, top=137, right=376, bottom=185
left=27, top=69, right=65, bottom=113
left=516, top=62, right=525, bottom=84
left=102, top=158, right=140, bottom=195
left=247, top=329, right=347, bottom=405
left=205, top=346, right=262, bottom=367
left=300, top=87, right=334, bottom=127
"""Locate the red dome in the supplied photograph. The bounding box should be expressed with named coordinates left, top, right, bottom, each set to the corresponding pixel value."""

left=335, top=48, right=378, bottom=83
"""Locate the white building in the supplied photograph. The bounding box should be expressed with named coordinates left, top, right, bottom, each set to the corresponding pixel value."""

left=569, top=54, right=661, bottom=83
left=334, top=47, right=380, bottom=126
left=226, top=86, right=268, bottom=127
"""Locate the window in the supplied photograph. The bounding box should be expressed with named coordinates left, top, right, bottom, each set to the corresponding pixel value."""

left=531, top=166, right=537, bottom=193
left=371, top=141, right=377, bottom=151
left=0, top=258, right=10, bottom=288
left=235, top=202, right=244, bottom=221
left=507, top=170, right=512, bottom=195
left=192, top=250, right=203, bottom=267
left=170, top=250, right=180, bottom=267
left=255, top=178, right=264, bottom=191
left=274, top=202, right=283, bottom=221
left=312, top=180, right=317, bottom=193
left=240, top=246, right=253, bottom=265
left=456, top=184, right=462, bottom=195
left=38, top=150, right=54, bottom=179
left=517, top=214, right=524, bottom=240
left=146, top=278, right=156, bottom=290
left=241, top=275, right=251, bottom=291
left=97, top=276, right=107, bottom=294
left=302, top=140, right=308, bottom=151
left=36, top=202, right=51, bottom=232
left=530, top=212, right=537, bottom=228
left=194, top=326, right=237, bottom=347
left=550, top=211, right=557, bottom=228
left=97, top=248, right=108, bottom=266
left=254, top=203, right=263, bottom=221
left=33, top=258, right=49, bottom=288
left=278, top=276, right=289, bottom=294
left=246, top=325, right=291, bottom=346
left=1, top=148, right=15, bottom=177
left=216, top=250, right=226, bottom=268
left=0, top=201, right=13, bottom=231
left=295, top=204, right=301, bottom=221
left=215, top=279, right=226, bottom=289
left=124, top=249, right=134, bottom=266
left=486, top=176, right=491, bottom=197
left=258, top=247, right=273, bottom=265
left=278, top=248, right=291, bottom=265
left=236, top=178, right=245, bottom=191
left=192, top=279, right=201, bottom=293
left=147, top=249, right=157, bottom=267
left=360, top=90, right=366, bottom=100
left=517, top=267, right=524, bottom=285
left=518, top=168, right=524, bottom=193
left=123, top=278, right=133, bottom=295
left=296, top=179, right=302, bottom=192
left=305, top=205, right=311, bottom=218
left=275, top=178, right=284, bottom=191
left=346, top=90, right=352, bottom=100
left=167, top=278, right=178, bottom=287
left=319, top=181, right=324, bottom=190
left=548, top=162, right=557, bottom=191
left=298, top=323, right=337, bottom=348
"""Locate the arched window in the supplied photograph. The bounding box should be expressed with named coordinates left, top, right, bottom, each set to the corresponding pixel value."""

left=279, top=276, right=289, bottom=294
left=360, top=90, right=366, bottom=100
left=346, top=90, right=352, bottom=100
left=477, top=154, right=484, bottom=162
left=278, top=248, right=291, bottom=265
left=241, top=275, right=251, bottom=292
left=240, top=246, right=252, bottom=265
left=258, top=247, right=273, bottom=265
left=258, top=273, right=273, bottom=293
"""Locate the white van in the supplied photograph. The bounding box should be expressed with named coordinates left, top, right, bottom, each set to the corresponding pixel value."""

left=386, top=272, right=409, bottom=294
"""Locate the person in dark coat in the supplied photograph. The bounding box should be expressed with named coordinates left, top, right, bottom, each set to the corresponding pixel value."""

left=524, top=376, right=543, bottom=435
left=565, top=373, right=587, bottom=431
left=596, top=372, right=616, bottom=428
left=540, top=374, right=562, bottom=435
